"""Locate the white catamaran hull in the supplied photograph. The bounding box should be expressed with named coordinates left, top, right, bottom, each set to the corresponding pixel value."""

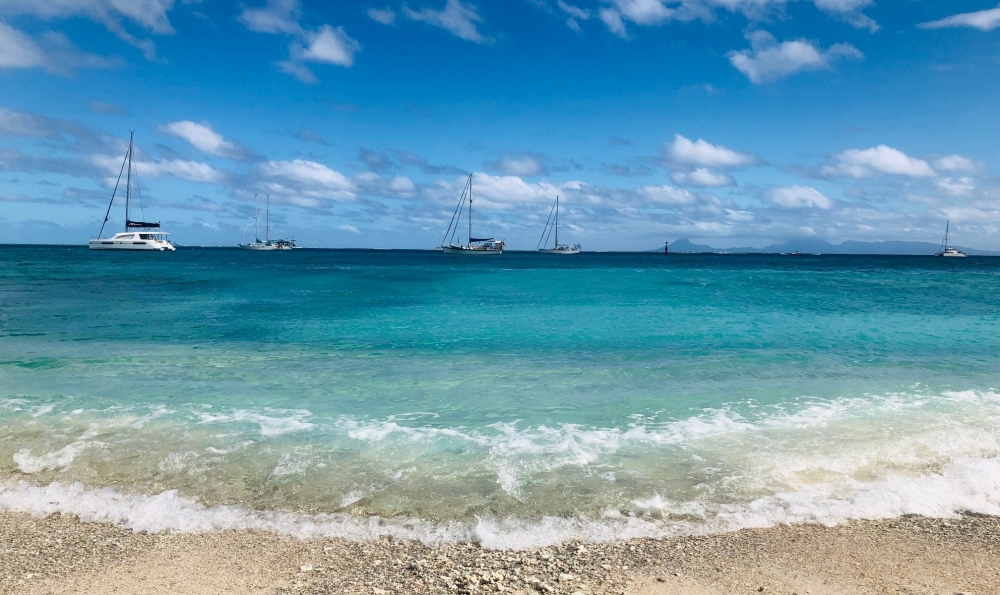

left=442, top=246, right=503, bottom=255
left=88, top=239, right=175, bottom=251
left=936, top=252, right=967, bottom=257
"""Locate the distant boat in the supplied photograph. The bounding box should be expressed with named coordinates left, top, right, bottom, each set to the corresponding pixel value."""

left=440, top=174, right=504, bottom=255
left=934, top=221, right=966, bottom=257
left=239, top=194, right=296, bottom=250
left=537, top=196, right=581, bottom=255
left=89, top=131, right=175, bottom=251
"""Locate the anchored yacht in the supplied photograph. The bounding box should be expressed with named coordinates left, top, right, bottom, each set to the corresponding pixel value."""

left=440, top=174, right=504, bottom=255
left=239, top=194, right=297, bottom=250
left=537, top=196, right=580, bottom=255
left=934, top=221, right=967, bottom=257
left=89, top=132, right=175, bottom=251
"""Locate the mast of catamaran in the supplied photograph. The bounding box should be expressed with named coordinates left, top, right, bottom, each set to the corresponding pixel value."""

left=125, top=131, right=133, bottom=228
left=254, top=195, right=259, bottom=241
left=468, top=174, right=473, bottom=246
left=554, top=196, right=559, bottom=247
left=943, top=220, right=950, bottom=251
left=266, top=194, right=270, bottom=242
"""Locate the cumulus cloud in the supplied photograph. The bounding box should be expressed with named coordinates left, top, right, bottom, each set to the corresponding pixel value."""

left=239, top=0, right=361, bottom=82
left=0, top=24, right=115, bottom=74
left=812, top=0, right=878, bottom=32
left=671, top=168, right=737, bottom=187
left=158, top=121, right=257, bottom=161
left=666, top=134, right=758, bottom=169
left=769, top=185, right=832, bottom=209
left=368, top=8, right=397, bottom=26
left=0, top=0, right=176, bottom=59
left=92, top=153, right=227, bottom=184
left=824, top=145, right=936, bottom=178
left=934, top=154, right=979, bottom=172
left=484, top=154, right=548, bottom=177
left=258, top=159, right=357, bottom=203
left=637, top=184, right=697, bottom=205
left=403, top=0, right=488, bottom=44
left=919, top=5, right=1000, bottom=31
left=936, top=177, right=975, bottom=197
left=728, top=31, right=863, bottom=84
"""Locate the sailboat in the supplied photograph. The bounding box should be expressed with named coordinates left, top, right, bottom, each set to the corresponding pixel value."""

left=440, top=174, right=504, bottom=255
left=239, top=194, right=296, bottom=250
left=934, top=220, right=966, bottom=257
left=537, top=196, right=581, bottom=255
left=89, top=132, right=175, bottom=251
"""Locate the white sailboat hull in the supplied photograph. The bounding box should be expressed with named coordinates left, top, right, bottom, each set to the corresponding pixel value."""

left=442, top=245, right=503, bottom=255
left=240, top=243, right=292, bottom=251
left=538, top=247, right=580, bottom=255
left=89, top=237, right=175, bottom=251
left=936, top=251, right=967, bottom=257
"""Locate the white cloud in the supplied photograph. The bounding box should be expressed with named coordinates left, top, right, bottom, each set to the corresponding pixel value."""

left=0, top=23, right=46, bottom=70
left=637, top=184, right=696, bottom=205
left=934, top=154, right=979, bottom=172
left=239, top=0, right=360, bottom=81
left=295, top=25, right=360, bottom=67
left=389, top=175, right=416, bottom=193
left=368, top=8, right=397, bottom=26
left=825, top=145, right=936, bottom=178
left=484, top=154, right=547, bottom=177
left=0, top=0, right=175, bottom=59
left=339, top=224, right=361, bottom=234
left=259, top=159, right=357, bottom=203
left=919, top=6, right=1000, bottom=31
left=159, top=121, right=255, bottom=161
left=812, top=0, right=878, bottom=32
left=667, top=134, right=757, bottom=169
left=403, top=0, right=487, bottom=44
left=459, top=173, right=569, bottom=208
left=92, top=153, right=226, bottom=184
left=728, top=31, right=863, bottom=84
left=558, top=1, right=589, bottom=19
left=670, top=168, right=737, bottom=187
left=0, top=24, right=115, bottom=73
left=599, top=8, right=628, bottom=37
left=769, top=186, right=832, bottom=209
left=936, top=177, right=975, bottom=197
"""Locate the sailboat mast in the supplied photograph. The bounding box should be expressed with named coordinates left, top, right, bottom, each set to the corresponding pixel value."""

left=125, top=131, right=133, bottom=226
left=254, top=194, right=259, bottom=241
left=468, top=174, right=473, bottom=245
left=266, top=195, right=270, bottom=242
left=945, top=220, right=950, bottom=249
left=554, top=196, right=559, bottom=247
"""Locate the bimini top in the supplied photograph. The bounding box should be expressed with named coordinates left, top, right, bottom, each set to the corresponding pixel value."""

left=126, top=219, right=161, bottom=229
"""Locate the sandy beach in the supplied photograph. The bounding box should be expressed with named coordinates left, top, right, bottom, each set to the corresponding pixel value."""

left=2, top=511, right=997, bottom=595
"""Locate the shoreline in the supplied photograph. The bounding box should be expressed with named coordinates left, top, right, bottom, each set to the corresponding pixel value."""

left=2, top=512, right=998, bottom=595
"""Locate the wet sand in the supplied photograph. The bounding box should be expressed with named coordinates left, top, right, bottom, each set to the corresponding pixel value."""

left=2, top=511, right=998, bottom=595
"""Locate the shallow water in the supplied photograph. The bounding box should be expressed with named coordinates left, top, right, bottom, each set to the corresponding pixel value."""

left=1, top=246, right=999, bottom=548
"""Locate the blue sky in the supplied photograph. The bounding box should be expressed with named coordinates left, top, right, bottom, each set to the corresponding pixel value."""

left=1, top=0, right=1000, bottom=250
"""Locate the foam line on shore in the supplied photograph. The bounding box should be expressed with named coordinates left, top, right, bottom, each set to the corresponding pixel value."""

left=2, top=455, right=999, bottom=550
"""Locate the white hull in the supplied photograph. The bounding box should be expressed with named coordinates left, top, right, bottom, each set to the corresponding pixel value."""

left=936, top=252, right=967, bottom=258
left=240, top=243, right=292, bottom=251
left=89, top=239, right=175, bottom=251
left=442, top=245, right=503, bottom=255
left=538, top=247, right=580, bottom=255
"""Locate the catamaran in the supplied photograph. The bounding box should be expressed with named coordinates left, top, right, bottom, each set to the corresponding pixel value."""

left=89, top=132, right=175, bottom=251
left=239, top=194, right=296, bottom=250
left=934, top=220, right=966, bottom=257
left=440, top=174, right=504, bottom=255
left=537, top=195, right=580, bottom=255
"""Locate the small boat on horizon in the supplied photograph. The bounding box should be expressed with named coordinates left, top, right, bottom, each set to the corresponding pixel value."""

left=89, top=131, right=175, bottom=251
left=934, top=220, right=966, bottom=257
left=440, top=174, right=504, bottom=255
left=537, top=196, right=581, bottom=255
left=239, top=194, right=297, bottom=250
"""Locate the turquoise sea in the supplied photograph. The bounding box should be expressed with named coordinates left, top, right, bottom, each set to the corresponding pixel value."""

left=1, top=246, right=999, bottom=548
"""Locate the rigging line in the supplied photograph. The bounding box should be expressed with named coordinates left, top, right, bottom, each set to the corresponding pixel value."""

left=441, top=175, right=470, bottom=246
left=98, top=142, right=129, bottom=238
left=537, top=197, right=557, bottom=250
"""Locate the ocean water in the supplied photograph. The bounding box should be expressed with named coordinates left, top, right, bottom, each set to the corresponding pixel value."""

left=1, top=246, right=999, bottom=548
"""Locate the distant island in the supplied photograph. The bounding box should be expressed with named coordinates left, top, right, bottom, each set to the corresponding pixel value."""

left=663, top=238, right=1000, bottom=256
